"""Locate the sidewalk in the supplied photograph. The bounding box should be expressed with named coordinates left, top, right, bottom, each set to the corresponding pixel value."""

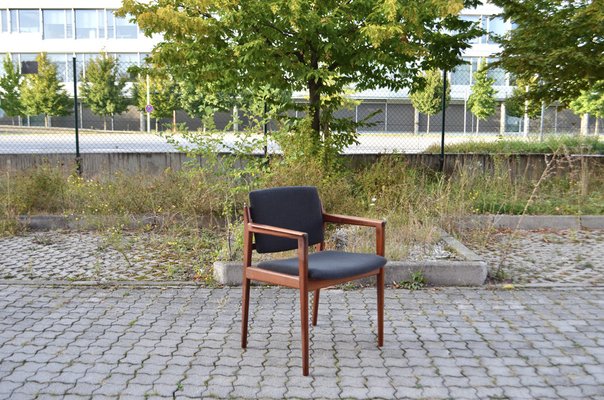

left=0, top=285, right=602, bottom=399
left=0, top=228, right=603, bottom=399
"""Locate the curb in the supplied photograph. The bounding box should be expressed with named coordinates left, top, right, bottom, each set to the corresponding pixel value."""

left=214, top=229, right=488, bottom=287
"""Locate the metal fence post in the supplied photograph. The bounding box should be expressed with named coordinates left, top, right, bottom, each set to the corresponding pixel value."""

left=439, top=69, right=447, bottom=173
left=72, top=57, right=82, bottom=176
left=263, top=102, right=268, bottom=158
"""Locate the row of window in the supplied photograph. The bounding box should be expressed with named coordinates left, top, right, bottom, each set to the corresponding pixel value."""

left=0, top=9, right=138, bottom=39
left=1, top=53, right=509, bottom=87
left=450, top=58, right=507, bottom=87
left=460, top=15, right=509, bottom=45
left=0, top=53, right=148, bottom=82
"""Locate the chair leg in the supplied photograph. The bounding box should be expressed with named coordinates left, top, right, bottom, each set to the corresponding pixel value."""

left=312, top=289, right=320, bottom=326
left=377, top=267, right=384, bottom=347
left=300, top=288, right=309, bottom=376
left=241, top=278, right=251, bottom=349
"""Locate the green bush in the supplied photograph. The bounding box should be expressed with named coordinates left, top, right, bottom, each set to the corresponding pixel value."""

left=425, top=136, right=604, bottom=155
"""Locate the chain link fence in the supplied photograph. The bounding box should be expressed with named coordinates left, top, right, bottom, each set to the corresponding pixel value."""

left=0, top=61, right=600, bottom=156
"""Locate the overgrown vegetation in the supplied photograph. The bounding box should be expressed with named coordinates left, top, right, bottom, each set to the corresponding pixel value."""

left=2, top=115, right=603, bottom=285
left=425, top=136, right=604, bottom=155
left=2, top=143, right=603, bottom=243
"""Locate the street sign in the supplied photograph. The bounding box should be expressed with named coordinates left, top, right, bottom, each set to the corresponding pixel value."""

left=145, top=104, right=154, bottom=113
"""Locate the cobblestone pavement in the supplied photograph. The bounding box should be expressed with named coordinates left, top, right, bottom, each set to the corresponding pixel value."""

left=471, top=229, right=604, bottom=285
left=3, top=229, right=604, bottom=285
left=0, top=285, right=603, bottom=399
left=0, top=232, right=198, bottom=282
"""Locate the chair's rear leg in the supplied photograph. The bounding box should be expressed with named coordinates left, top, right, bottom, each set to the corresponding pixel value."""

left=312, top=289, right=320, bottom=326
left=300, top=288, right=309, bottom=376
left=377, top=268, right=384, bottom=347
left=241, top=278, right=251, bottom=348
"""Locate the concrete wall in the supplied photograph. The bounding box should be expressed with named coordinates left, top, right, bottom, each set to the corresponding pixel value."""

left=1, top=152, right=602, bottom=180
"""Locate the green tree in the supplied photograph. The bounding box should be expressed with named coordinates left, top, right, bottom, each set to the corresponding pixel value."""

left=410, top=69, right=450, bottom=134
left=80, top=53, right=129, bottom=130
left=119, top=0, right=480, bottom=153
left=505, top=78, right=541, bottom=119
left=504, top=77, right=541, bottom=136
left=20, top=53, right=71, bottom=127
left=570, top=81, right=604, bottom=135
left=468, top=60, right=497, bottom=134
left=493, top=0, right=604, bottom=103
left=0, top=55, right=23, bottom=125
left=132, top=71, right=180, bottom=132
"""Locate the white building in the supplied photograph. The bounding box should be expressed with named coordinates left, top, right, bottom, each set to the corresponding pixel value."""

left=0, top=0, right=159, bottom=86
left=0, top=1, right=580, bottom=135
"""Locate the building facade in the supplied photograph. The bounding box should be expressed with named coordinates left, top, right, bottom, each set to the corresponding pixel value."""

left=0, top=1, right=584, bottom=135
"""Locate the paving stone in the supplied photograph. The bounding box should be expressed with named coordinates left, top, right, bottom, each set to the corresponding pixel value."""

left=0, top=281, right=602, bottom=400
left=470, top=229, right=604, bottom=285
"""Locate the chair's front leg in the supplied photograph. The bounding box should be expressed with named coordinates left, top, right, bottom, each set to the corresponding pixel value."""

left=297, top=235, right=310, bottom=376
left=300, top=286, right=309, bottom=376
left=241, top=278, right=251, bottom=348
left=377, top=267, right=384, bottom=347
left=241, top=225, right=253, bottom=349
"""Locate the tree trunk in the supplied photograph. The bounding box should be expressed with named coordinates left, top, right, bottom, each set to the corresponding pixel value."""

left=155, top=118, right=159, bottom=132
left=44, top=115, right=49, bottom=128
left=595, top=118, right=599, bottom=136
left=308, top=79, right=321, bottom=142
left=308, top=50, right=321, bottom=144
left=111, top=115, right=115, bottom=131
left=103, top=116, right=107, bottom=131
left=476, top=119, right=480, bottom=135
left=172, top=109, right=176, bottom=133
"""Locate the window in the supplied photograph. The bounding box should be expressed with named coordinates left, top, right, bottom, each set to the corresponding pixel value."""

left=139, top=53, right=150, bottom=64
left=487, top=17, right=506, bottom=44
left=11, top=10, right=40, bottom=33
left=115, top=53, right=139, bottom=76
left=106, top=10, right=115, bottom=38
left=115, top=14, right=137, bottom=39
left=1, top=10, right=7, bottom=33
left=75, top=10, right=104, bottom=39
left=451, top=60, right=471, bottom=85
left=17, top=53, right=37, bottom=73
left=487, top=58, right=506, bottom=86
left=460, top=15, right=482, bottom=44
left=43, top=10, right=73, bottom=39
left=48, top=53, right=68, bottom=82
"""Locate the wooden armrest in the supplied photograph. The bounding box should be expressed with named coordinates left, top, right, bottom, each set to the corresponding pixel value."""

left=247, top=223, right=307, bottom=240
left=322, top=213, right=386, bottom=257
left=246, top=222, right=309, bottom=279
left=323, top=213, right=385, bottom=228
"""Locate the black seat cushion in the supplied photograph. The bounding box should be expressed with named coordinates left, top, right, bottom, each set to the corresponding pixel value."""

left=257, top=251, right=387, bottom=280
left=250, top=186, right=324, bottom=254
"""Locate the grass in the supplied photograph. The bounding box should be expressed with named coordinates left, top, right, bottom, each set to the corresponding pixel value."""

left=424, top=135, right=604, bottom=154
left=1, top=148, right=603, bottom=274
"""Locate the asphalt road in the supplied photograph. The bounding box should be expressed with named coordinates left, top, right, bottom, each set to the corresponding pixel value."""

left=0, top=131, right=500, bottom=155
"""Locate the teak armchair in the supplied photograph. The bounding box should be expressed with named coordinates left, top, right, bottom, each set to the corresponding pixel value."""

left=241, top=186, right=386, bottom=376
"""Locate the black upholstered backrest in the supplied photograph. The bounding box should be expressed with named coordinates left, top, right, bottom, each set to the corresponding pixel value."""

left=249, top=186, right=324, bottom=253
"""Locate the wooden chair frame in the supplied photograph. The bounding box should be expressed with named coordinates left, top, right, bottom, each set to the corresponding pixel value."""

left=241, top=205, right=385, bottom=376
